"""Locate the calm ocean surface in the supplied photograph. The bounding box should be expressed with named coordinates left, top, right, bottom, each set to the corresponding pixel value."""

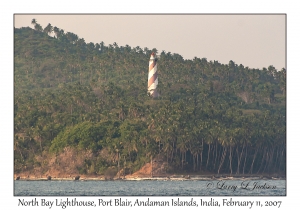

left=14, top=179, right=286, bottom=196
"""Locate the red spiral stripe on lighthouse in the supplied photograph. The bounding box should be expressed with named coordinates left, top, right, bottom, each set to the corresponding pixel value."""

left=148, top=52, right=158, bottom=97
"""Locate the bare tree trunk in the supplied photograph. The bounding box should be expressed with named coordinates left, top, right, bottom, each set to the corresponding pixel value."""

left=273, top=147, right=279, bottom=173
left=257, top=148, right=266, bottom=174
left=213, top=143, right=218, bottom=170
left=206, top=144, right=211, bottom=169
left=39, top=139, right=42, bottom=152
left=193, top=155, right=196, bottom=171
left=242, top=147, right=248, bottom=174
left=151, top=155, right=153, bottom=178
left=117, top=152, right=120, bottom=179
left=217, top=147, right=227, bottom=174
left=197, top=153, right=200, bottom=171
left=181, top=152, right=184, bottom=169
left=250, top=149, right=258, bottom=174
left=229, top=145, right=233, bottom=175
left=236, top=144, right=245, bottom=174
left=200, top=138, right=203, bottom=171
left=267, top=147, right=275, bottom=173
left=170, top=141, right=175, bottom=163
left=123, top=156, right=126, bottom=179
left=262, top=150, right=269, bottom=174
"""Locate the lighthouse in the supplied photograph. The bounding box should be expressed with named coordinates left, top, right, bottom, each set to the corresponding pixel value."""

left=148, top=52, right=159, bottom=98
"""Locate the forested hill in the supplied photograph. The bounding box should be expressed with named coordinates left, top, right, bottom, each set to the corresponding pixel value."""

left=14, top=24, right=286, bottom=177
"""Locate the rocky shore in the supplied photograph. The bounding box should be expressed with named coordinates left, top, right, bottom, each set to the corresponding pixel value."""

left=14, top=174, right=285, bottom=181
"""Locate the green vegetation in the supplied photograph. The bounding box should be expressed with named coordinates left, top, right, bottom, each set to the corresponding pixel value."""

left=14, top=20, right=286, bottom=176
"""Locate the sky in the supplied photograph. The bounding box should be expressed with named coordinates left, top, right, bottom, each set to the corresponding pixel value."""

left=14, top=14, right=286, bottom=70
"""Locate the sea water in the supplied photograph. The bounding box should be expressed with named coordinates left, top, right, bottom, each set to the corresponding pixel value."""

left=14, top=179, right=286, bottom=196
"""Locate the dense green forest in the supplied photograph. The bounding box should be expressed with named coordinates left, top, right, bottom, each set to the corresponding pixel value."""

left=14, top=20, right=286, bottom=177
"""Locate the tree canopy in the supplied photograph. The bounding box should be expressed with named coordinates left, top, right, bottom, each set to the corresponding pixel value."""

left=14, top=20, right=286, bottom=177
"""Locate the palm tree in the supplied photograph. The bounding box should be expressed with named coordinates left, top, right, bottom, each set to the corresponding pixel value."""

left=177, top=136, right=187, bottom=169
left=53, top=26, right=59, bottom=38
left=58, top=29, right=65, bottom=40
left=31, top=18, right=37, bottom=27
left=100, top=41, right=105, bottom=52
left=44, top=23, right=53, bottom=35
left=34, top=23, right=43, bottom=32
left=77, top=38, right=86, bottom=47
left=66, top=32, right=78, bottom=44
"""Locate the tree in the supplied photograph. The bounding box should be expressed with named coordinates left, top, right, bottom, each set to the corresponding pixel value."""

left=34, top=23, right=43, bottom=32
left=14, top=26, right=286, bottom=176
left=31, top=18, right=37, bottom=27
left=66, top=32, right=78, bottom=44
left=53, top=26, right=59, bottom=38
left=44, top=23, right=53, bottom=35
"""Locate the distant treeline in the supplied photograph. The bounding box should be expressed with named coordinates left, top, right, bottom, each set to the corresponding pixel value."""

left=14, top=20, right=286, bottom=176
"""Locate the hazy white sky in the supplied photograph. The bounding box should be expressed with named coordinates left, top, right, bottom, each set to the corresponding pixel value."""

left=14, top=14, right=285, bottom=70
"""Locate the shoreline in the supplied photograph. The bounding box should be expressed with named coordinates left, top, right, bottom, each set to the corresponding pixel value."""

left=14, top=174, right=286, bottom=181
